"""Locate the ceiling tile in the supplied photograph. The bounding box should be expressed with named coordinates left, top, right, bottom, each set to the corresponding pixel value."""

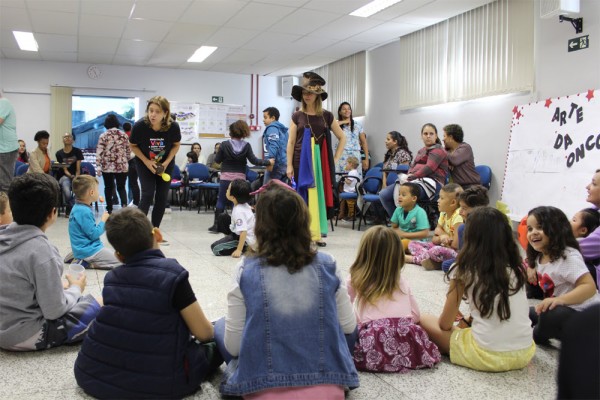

left=243, top=31, right=303, bottom=51
left=311, top=15, right=382, bottom=41
left=0, top=29, right=20, bottom=49
left=131, top=0, right=193, bottom=22
left=78, top=36, right=119, bottom=54
left=116, top=39, right=159, bottom=58
left=26, top=0, right=79, bottom=13
left=311, top=40, right=368, bottom=58
left=206, top=27, right=261, bottom=48
left=2, top=0, right=26, bottom=8
left=35, top=33, right=77, bottom=52
left=367, top=0, right=436, bottom=22
left=269, top=8, right=341, bottom=35
left=80, top=0, right=135, bottom=18
left=303, top=0, right=368, bottom=15
left=221, top=49, right=267, bottom=64
left=112, top=55, right=150, bottom=66
left=393, top=0, right=494, bottom=24
left=1, top=47, right=41, bottom=59
left=77, top=52, right=113, bottom=64
left=287, top=35, right=338, bottom=53
left=78, top=14, right=128, bottom=38
left=38, top=50, right=77, bottom=62
left=147, top=42, right=199, bottom=65
left=30, top=9, right=78, bottom=35
left=162, top=23, right=219, bottom=45
left=0, top=6, right=31, bottom=31
left=225, top=2, right=296, bottom=28
left=179, top=0, right=247, bottom=25
left=350, top=21, right=422, bottom=44
left=122, top=18, right=173, bottom=42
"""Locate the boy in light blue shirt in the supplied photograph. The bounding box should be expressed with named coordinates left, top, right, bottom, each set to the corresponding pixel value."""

left=67, top=175, right=120, bottom=270
left=262, top=107, right=288, bottom=183
left=390, top=182, right=430, bottom=252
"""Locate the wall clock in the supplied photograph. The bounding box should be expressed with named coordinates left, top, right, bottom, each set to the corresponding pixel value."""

left=87, top=65, right=102, bottom=80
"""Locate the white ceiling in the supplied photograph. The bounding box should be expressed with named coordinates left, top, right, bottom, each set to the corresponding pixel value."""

left=0, top=0, right=495, bottom=77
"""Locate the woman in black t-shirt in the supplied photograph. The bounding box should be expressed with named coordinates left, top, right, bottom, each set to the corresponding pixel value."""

left=130, top=96, right=181, bottom=232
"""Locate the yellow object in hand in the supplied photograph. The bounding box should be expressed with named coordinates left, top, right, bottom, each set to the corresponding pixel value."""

left=161, top=173, right=171, bottom=182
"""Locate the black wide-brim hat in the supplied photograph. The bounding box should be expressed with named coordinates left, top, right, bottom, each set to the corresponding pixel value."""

left=291, top=82, right=328, bottom=102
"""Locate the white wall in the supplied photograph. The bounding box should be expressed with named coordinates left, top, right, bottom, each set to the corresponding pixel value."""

left=364, top=0, right=600, bottom=204
left=0, top=59, right=296, bottom=159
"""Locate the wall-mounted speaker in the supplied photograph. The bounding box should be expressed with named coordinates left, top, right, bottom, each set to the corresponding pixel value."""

left=540, top=0, right=579, bottom=19
left=281, top=76, right=299, bottom=98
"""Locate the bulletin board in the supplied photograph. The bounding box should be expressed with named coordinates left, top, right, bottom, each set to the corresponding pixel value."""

left=170, top=102, right=247, bottom=143
left=501, top=89, right=599, bottom=220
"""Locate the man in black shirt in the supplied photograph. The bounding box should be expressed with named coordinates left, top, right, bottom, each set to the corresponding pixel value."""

left=55, top=132, right=84, bottom=216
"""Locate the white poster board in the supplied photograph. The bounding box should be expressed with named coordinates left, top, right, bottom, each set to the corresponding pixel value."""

left=171, top=102, right=246, bottom=143
left=502, top=89, right=599, bottom=220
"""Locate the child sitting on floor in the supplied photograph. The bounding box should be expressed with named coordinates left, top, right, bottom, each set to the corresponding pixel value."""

left=348, top=226, right=441, bottom=372
left=211, top=179, right=256, bottom=258
left=214, top=185, right=359, bottom=398
left=66, top=175, right=121, bottom=270
left=525, top=206, right=600, bottom=344
left=0, top=191, right=12, bottom=226
left=337, top=156, right=361, bottom=221
left=440, top=184, right=489, bottom=272
left=0, top=173, right=100, bottom=351
left=420, top=207, right=536, bottom=372
left=407, top=183, right=463, bottom=270
left=74, top=208, right=221, bottom=399
left=570, top=207, right=600, bottom=288
left=390, top=182, right=430, bottom=251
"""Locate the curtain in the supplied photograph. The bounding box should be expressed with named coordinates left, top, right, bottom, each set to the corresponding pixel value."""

left=50, top=86, right=73, bottom=154
left=399, top=0, right=533, bottom=109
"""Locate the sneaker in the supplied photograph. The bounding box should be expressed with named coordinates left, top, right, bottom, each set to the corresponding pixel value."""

left=422, top=259, right=442, bottom=271
left=63, top=251, right=74, bottom=264
left=159, top=239, right=170, bottom=246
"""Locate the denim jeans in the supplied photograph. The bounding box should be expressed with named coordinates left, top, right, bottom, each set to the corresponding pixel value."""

left=58, top=175, right=74, bottom=207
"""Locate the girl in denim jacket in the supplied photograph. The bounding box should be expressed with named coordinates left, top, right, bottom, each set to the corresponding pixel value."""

left=214, top=183, right=359, bottom=399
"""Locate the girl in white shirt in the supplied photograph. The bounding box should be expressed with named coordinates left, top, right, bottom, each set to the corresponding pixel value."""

left=420, top=207, right=536, bottom=372
left=526, top=206, right=599, bottom=344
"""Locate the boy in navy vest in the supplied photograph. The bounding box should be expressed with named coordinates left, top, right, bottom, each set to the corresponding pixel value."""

left=74, top=208, right=222, bottom=399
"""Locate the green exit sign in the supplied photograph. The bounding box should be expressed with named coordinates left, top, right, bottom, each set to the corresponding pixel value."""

left=212, top=96, right=223, bottom=103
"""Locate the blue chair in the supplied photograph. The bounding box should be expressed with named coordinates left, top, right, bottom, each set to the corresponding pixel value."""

left=475, top=165, right=492, bottom=189
left=16, top=163, right=29, bottom=176
left=386, top=172, right=398, bottom=187
left=246, top=167, right=259, bottom=183
left=357, top=167, right=383, bottom=231
left=14, top=160, right=24, bottom=176
left=81, top=161, right=99, bottom=212
left=373, top=162, right=384, bottom=169
left=335, top=175, right=361, bottom=230
left=185, top=163, right=210, bottom=210
left=170, top=165, right=184, bottom=211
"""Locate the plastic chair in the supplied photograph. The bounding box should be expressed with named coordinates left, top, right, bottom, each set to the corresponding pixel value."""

left=170, top=165, right=184, bottom=211
left=80, top=161, right=99, bottom=212
left=335, top=175, right=361, bottom=230
left=185, top=163, right=210, bottom=210
left=16, top=163, right=29, bottom=176
left=357, top=167, right=383, bottom=231
left=475, top=165, right=492, bottom=189
left=14, top=160, right=24, bottom=176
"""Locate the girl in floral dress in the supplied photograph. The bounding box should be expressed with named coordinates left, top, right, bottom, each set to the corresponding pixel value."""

left=347, top=226, right=441, bottom=372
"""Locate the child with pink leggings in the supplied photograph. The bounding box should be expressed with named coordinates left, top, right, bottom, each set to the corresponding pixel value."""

left=406, top=183, right=463, bottom=270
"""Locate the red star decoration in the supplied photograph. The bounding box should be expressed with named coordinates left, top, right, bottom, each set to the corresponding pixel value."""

left=544, top=98, right=552, bottom=108
left=512, top=106, right=518, bottom=114
left=586, top=89, right=595, bottom=101
left=516, top=110, right=522, bottom=120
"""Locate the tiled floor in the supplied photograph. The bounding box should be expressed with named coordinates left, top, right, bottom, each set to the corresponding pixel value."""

left=0, top=208, right=558, bottom=399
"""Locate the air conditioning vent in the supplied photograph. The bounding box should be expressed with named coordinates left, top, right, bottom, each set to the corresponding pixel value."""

left=540, top=0, right=579, bottom=19
left=281, top=76, right=298, bottom=98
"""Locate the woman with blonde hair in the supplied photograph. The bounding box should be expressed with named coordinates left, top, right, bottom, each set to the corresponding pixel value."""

left=129, top=96, right=181, bottom=236
left=286, top=72, right=346, bottom=247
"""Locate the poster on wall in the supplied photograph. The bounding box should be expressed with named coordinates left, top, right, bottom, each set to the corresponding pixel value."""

left=502, top=89, right=599, bottom=220
left=171, top=102, right=200, bottom=143
left=170, top=102, right=247, bottom=142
